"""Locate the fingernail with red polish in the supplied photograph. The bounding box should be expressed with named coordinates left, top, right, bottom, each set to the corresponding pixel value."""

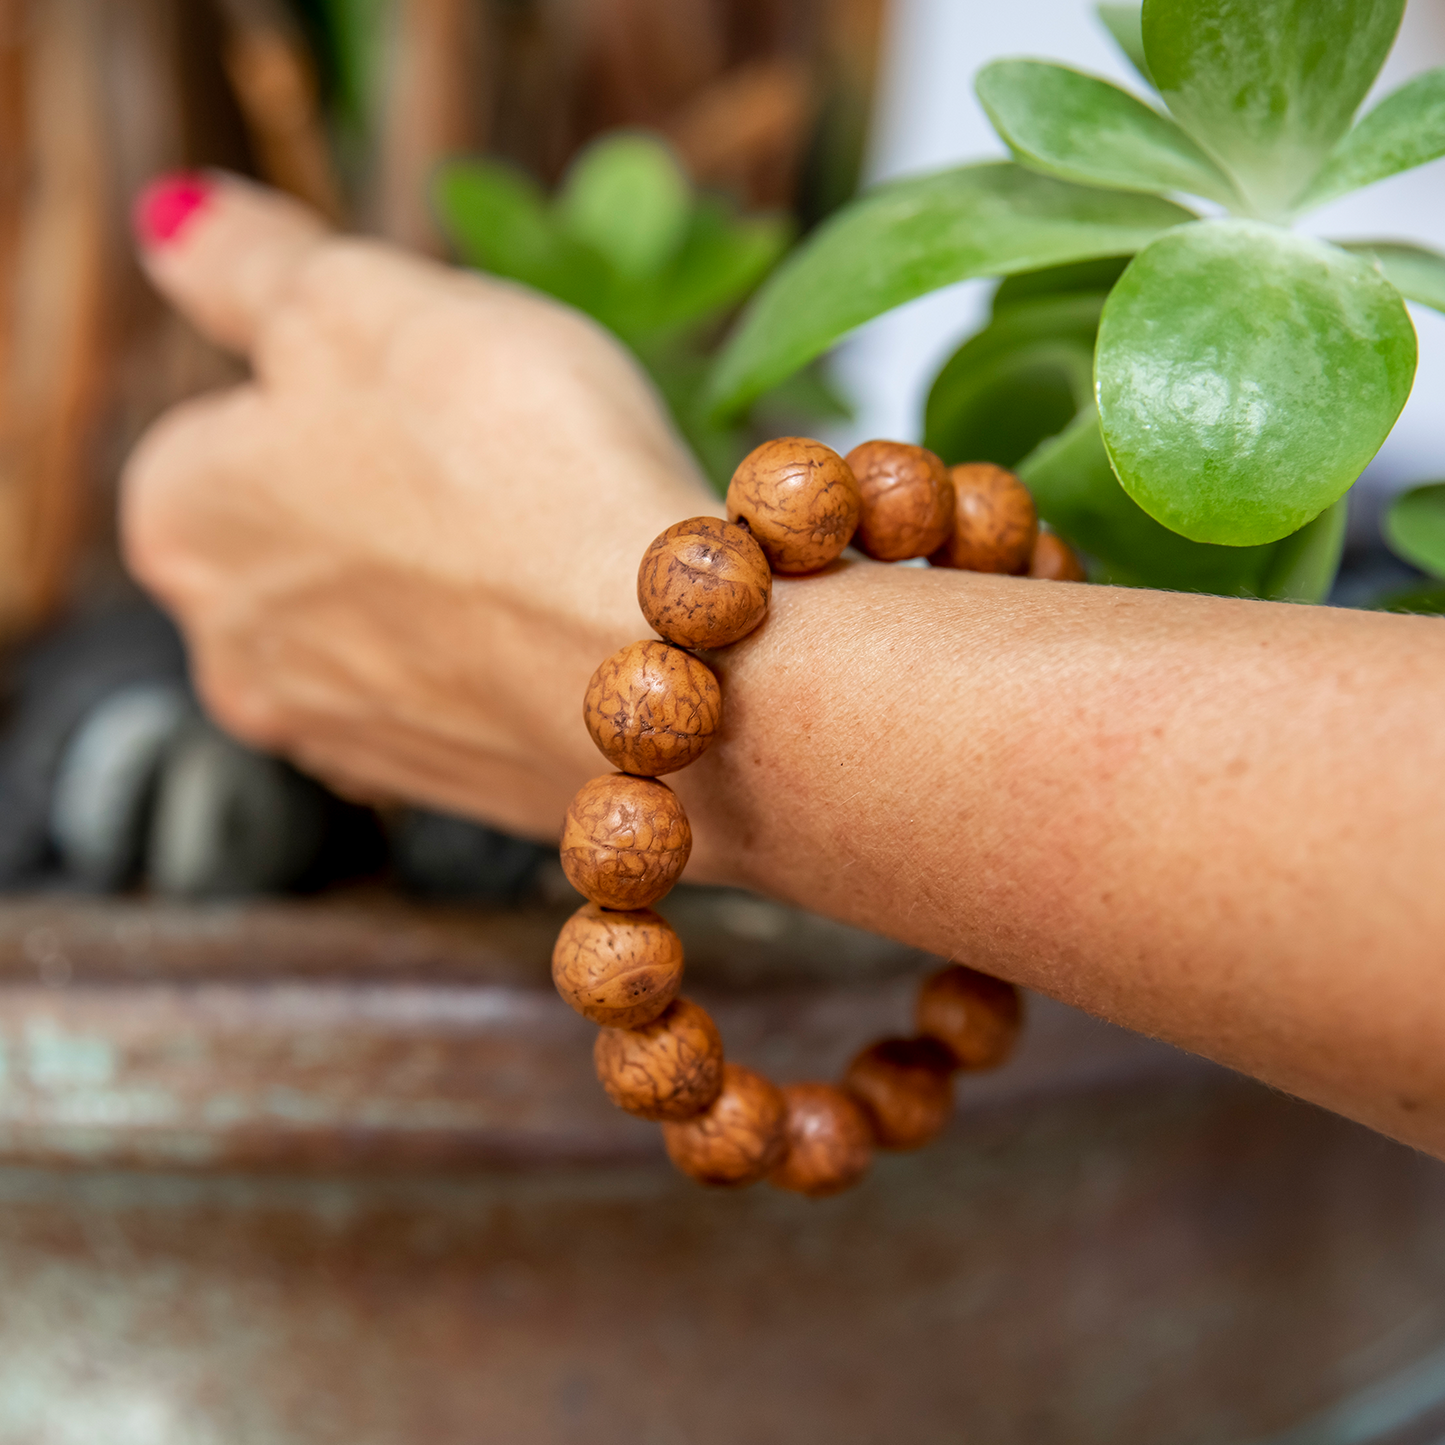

left=132, top=171, right=213, bottom=249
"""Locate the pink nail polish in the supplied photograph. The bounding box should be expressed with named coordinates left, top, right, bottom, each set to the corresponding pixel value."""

left=132, top=171, right=213, bottom=249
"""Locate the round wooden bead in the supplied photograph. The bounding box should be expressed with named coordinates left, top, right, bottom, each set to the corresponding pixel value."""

left=726, top=437, right=861, bottom=575
left=1028, top=530, right=1087, bottom=582
left=551, top=901, right=684, bottom=1029
left=845, top=440, right=955, bottom=562
left=583, top=640, right=722, bottom=777
left=930, top=462, right=1038, bottom=575
left=560, top=774, right=692, bottom=910
left=842, top=1036, right=957, bottom=1151
left=662, top=1062, right=787, bottom=1186
left=768, top=1082, right=873, bottom=1197
left=916, top=964, right=1023, bottom=1071
left=637, top=517, right=771, bottom=650
left=593, top=997, right=724, bottom=1122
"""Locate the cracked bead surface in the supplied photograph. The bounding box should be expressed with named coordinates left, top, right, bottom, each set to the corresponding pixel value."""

left=930, top=462, right=1038, bottom=575
left=662, top=1062, right=787, bottom=1186
left=726, top=437, right=861, bottom=575
left=768, top=1082, right=873, bottom=1197
left=583, top=640, right=722, bottom=777
left=916, top=964, right=1023, bottom=1071
left=593, top=997, right=724, bottom=1121
left=552, top=900, right=684, bottom=1029
left=560, top=774, right=692, bottom=910
left=637, top=516, right=771, bottom=649
left=843, top=1036, right=957, bottom=1150
left=846, top=439, right=955, bottom=562
left=1029, top=530, right=1087, bottom=582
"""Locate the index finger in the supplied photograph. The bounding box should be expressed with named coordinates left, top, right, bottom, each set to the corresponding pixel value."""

left=132, top=170, right=330, bottom=358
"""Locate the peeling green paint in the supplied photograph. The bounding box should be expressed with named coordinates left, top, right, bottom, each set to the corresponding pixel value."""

left=23, top=1021, right=116, bottom=1089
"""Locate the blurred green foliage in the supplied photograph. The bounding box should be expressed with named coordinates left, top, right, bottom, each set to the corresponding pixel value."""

left=1380, top=483, right=1445, bottom=613
left=436, top=133, right=844, bottom=488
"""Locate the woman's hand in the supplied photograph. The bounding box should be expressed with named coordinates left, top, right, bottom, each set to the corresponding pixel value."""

left=123, top=173, right=714, bottom=842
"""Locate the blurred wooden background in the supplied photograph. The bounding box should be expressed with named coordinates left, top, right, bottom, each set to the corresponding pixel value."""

left=0, top=0, right=886, bottom=648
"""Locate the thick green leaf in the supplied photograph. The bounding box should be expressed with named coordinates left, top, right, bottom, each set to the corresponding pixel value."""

left=1096, top=220, right=1416, bottom=546
left=557, top=134, right=691, bottom=279
left=1097, top=4, right=1154, bottom=89
left=1141, top=0, right=1406, bottom=217
left=992, top=255, right=1131, bottom=313
left=639, top=202, right=791, bottom=336
left=433, top=162, right=613, bottom=314
left=707, top=162, right=1194, bottom=418
left=1298, top=69, right=1445, bottom=211
left=1018, top=407, right=1281, bottom=593
left=977, top=61, right=1240, bottom=205
left=925, top=294, right=1103, bottom=467
left=435, top=162, right=554, bottom=274
left=1384, top=482, right=1445, bottom=578
left=1339, top=241, right=1445, bottom=314
left=1376, top=582, right=1445, bottom=614
left=1258, top=497, right=1347, bottom=601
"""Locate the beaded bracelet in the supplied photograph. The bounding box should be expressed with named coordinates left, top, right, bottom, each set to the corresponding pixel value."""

left=552, top=437, right=1085, bottom=1196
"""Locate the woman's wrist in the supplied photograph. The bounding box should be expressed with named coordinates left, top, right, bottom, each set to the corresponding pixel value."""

left=673, top=555, right=897, bottom=897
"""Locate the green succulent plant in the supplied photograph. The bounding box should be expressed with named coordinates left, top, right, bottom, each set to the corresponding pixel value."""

left=707, top=0, right=1445, bottom=599
left=1379, top=482, right=1445, bottom=611
left=435, top=133, right=841, bottom=488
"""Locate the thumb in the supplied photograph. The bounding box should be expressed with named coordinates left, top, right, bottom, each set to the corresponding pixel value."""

left=132, top=170, right=330, bottom=357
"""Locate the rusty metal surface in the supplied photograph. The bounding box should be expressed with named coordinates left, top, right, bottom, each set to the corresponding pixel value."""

left=0, top=893, right=1438, bottom=1444
left=0, top=1083, right=1441, bottom=1445
left=0, top=891, right=1201, bottom=1171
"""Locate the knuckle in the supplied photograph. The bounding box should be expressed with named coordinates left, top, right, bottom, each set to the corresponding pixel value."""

left=256, top=237, right=405, bottom=374
left=285, top=238, right=378, bottom=314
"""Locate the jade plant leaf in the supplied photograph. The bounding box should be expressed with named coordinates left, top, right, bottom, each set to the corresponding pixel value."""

left=1017, top=407, right=1282, bottom=593
left=925, top=293, right=1104, bottom=468
left=1339, top=241, right=1445, bottom=314
left=1097, top=4, right=1153, bottom=89
left=707, top=162, right=1194, bottom=418
left=433, top=161, right=611, bottom=314
left=1096, top=220, right=1416, bottom=546
left=625, top=202, right=791, bottom=339
left=976, top=60, right=1241, bottom=205
left=1384, top=482, right=1445, bottom=578
left=1258, top=497, right=1348, bottom=601
left=557, top=134, right=691, bottom=279
left=1297, top=68, right=1445, bottom=211
left=1141, top=0, right=1406, bottom=216
left=991, top=255, right=1132, bottom=313
left=1376, top=582, right=1445, bottom=614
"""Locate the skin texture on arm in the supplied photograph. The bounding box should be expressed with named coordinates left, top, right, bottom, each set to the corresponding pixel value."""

left=124, top=175, right=1445, bottom=1157
left=696, top=565, right=1445, bottom=1153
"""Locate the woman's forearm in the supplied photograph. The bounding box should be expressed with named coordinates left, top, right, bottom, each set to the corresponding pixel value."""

left=680, top=563, right=1445, bottom=1153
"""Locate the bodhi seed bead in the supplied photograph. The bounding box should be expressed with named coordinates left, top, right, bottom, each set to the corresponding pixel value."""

left=637, top=517, right=771, bottom=650
left=726, top=437, right=862, bottom=575
left=916, top=964, right=1023, bottom=1071
left=552, top=901, right=684, bottom=1029
left=768, top=1082, right=873, bottom=1197
left=583, top=640, right=722, bottom=777
left=843, top=1036, right=957, bottom=1151
left=1028, top=530, right=1087, bottom=582
left=593, top=997, right=724, bottom=1121
left=845, top=439, right=955, bottom=562
left=930, top=462, right=1038, bottom=575
left=662, top=1062, right=788, bottom=1186
left=561, top=773, right=692, bottom=910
